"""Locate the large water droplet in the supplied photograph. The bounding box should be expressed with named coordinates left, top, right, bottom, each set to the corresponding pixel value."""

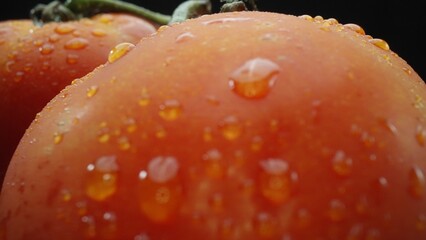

left=203, top=149, right=224, bottom=179
left=39, top=43, right=54, bottom=55
left=147, top=156, right=179, bottom=183
left=108, top=42, right=135, bottom=63
left=259, top=158, right=297, bottom=204
left=344, top=23, right=366, bottom=35
left=85, top=155, right=119, bottom=201
left=416, top=125, right=426, bottom=146
left=229, top=58, right=280, bottom=99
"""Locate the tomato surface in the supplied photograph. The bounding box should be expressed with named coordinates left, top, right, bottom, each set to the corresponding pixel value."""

left=0, top=13, right=156, bottom=182
left=1, top=11, right=425, bottom=240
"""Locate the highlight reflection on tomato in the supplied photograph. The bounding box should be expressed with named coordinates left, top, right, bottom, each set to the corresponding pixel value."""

left=1, top=11, right=425, bottom=240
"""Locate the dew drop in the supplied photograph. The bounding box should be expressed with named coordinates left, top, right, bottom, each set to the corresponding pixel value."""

left=202, top=17, right=252, bottom=25
left=147, top=156, right=179, bottom=183
left=175, top=32, right=195, bottom=43
left=408, top=165, right=425, bottom=198
left=53, top=132, right=63, bottom=144
left=61, top=189, right=72, bottom=202
left=85, top=155, right=119, bottom=201
left=229, top=58, right=280, bottom=99
left=202, top=127, right=213, bottom=142
left=344, top=23, right=366, bottom=35
left=81, top=215, right=97, bottom=238
left=327, top=199, right=346, bottom=222
left=66, top=54, right=79, bottom=64
left=251, top=136, right=264, bottom=151
left=203, top=149, right=224, bottom=179
left=298, top=15, right=314, bottom=21
left=86, top=85, right=99, bottom=98
left=138, top=156, right=182, bottom=223
left=91, top=28, right=107, bottom=37
left=96, top=14, right=114, bottom=24
left=155, top=127, right=167, bottom=139
left=259, top=158, right=296, bottom=204
left=39, top=43, right=54, bottom=55
left=331, top=150, right=353, bottom=176
left=138, top=88, right=150, bottom=106
left=416, top=125, right=426, bottom=146
left=416, top=214, right=426, bottom=231
left=219, top=115, right=242, bottom=140
left=369, top=38, right=390, bottom=51
left=117, top=136, right=131, bottom=151
left=49, top=33, right=60, bottom=43
left=55, top=23, right=76, bottom=34
left=64, top=37, right=89, bottom=50
left=108, top=42, right=135, bottom=63
left=254, top=212, right=277, bottom=238
left=14, top=71, right=24, bottom=82
left=33, top=39, right=43, bottom=47
left=158, top=99, right=182, bottom=121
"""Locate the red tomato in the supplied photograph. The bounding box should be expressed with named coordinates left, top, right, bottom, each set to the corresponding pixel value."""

left=1, top=11, right=425, bottom=240
left=0, top=13, right=156, bottom=182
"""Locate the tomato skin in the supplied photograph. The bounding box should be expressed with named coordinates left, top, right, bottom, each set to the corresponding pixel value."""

left=0, top=14, right=156, bottom=182
left=1, top=11, right=426, bottom=240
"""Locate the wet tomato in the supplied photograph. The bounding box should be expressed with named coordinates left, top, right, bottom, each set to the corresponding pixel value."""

left=0, top=13, right=156, bottom=181
left=1, top=11, right=425, bottom=240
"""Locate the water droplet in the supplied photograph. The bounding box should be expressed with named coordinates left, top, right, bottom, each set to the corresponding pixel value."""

left=55, top=23, right=76, bottom=34
left=61, top=189, right=72, bottom=202
left=203, top=149, right=224, bottom=179
left=327, top=199, right=346, bottom=222
left=138, top=88, right=150, bottom=106
left=229, top=58, right=280, bottom=99
left=49, top=33, right=60, bottom=43
left=295, top=208, right=311, bottom=229
left=108, top=42, right=135, bottom=63
left=331, top=150, right=353, bottom=176
left=39, top=43, right=54, bottom=55
left=54, top=132, right=63, bottom=144
left=14, top=71, right=24, bottom=82
left=66, top=54, right=79, bottom=64
left=100, top=211, right=118, bottom=238
left=347, top=224, right=363, bottom=240
left=124, top=118, right=137, bottom=133
left=175, top=32, right=195, bottom=43
left=155, top=126, right=167, bottom=139
left=64, top=37, right=89, bottom=50
left=416, top=214, right=426, bottom=231
left=202, top=17, right=252, bottom=25
left=86, top=85, right=99, bottom=98
left=219, top=115, right=242, bottom=140
left=408, top=165, right=425, bottom=198
left=85, top=155, right=119, bottom=201
left=33, top=39, right=43, bottom=47
left=158, top=99, right=182, bottom=121
left=138, top=156, right=182, bottom=223
left=117, top=136, right=131, bottom=151
left=416, top=125, right=426, bottom=146
left=344, top=23, right=366, bottom=35
left=81, top=215, right=97, bottom=238
left=369, top=38, right=390, bottom=51
left=251, top=136, right=264, bottom=151
left=202, top=127, right=213, bottom=142
left=147, top=156, right=179, bottom=183
left=298, top=15, right=314, bottom=22
left=91, top=28, right=107, bottom=37
left=259, top=158, right=296, bottom=204
left=365, top=228, right=381, bottom=240
left=96, top=14, right=114, bottom=24
left=402, top=67, right=412, bottom=75
left=208, top=193, right=224, bottom=212
left=254, top=212, right=277, bottom=238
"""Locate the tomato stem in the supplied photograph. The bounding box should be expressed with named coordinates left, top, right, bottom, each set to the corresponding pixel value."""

left=170, top=0, right=212, bottom=24
left=219, top=0, right=258, bottom=12
left=31, top=0, right=172, bottom=25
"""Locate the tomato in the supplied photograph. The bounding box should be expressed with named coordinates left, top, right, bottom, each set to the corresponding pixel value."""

left=1, top=11, right=425, bottom=240
left=0, top=13, right=156, bottom=182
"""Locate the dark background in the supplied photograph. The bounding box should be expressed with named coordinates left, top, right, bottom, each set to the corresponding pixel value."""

left=1, top=0, right=424, bottom=80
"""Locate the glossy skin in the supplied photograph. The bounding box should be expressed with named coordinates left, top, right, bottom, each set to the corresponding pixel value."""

left=0, top=14, right=156, bottom=183
left=1, top=11, right=426, bottom=240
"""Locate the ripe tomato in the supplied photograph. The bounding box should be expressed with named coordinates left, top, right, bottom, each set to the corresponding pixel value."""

left=0, top=13, right=156, bottom=182
left=1, top=11, right=425, bottom=240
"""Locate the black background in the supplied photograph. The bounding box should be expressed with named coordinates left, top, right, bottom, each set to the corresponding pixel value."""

left=1, top=0, right=424, bottom=80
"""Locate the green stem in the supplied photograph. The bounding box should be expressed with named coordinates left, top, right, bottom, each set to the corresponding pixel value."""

left=31, top=0, right=171, bottom=26
left=170, top=0, right=212, bottom=24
